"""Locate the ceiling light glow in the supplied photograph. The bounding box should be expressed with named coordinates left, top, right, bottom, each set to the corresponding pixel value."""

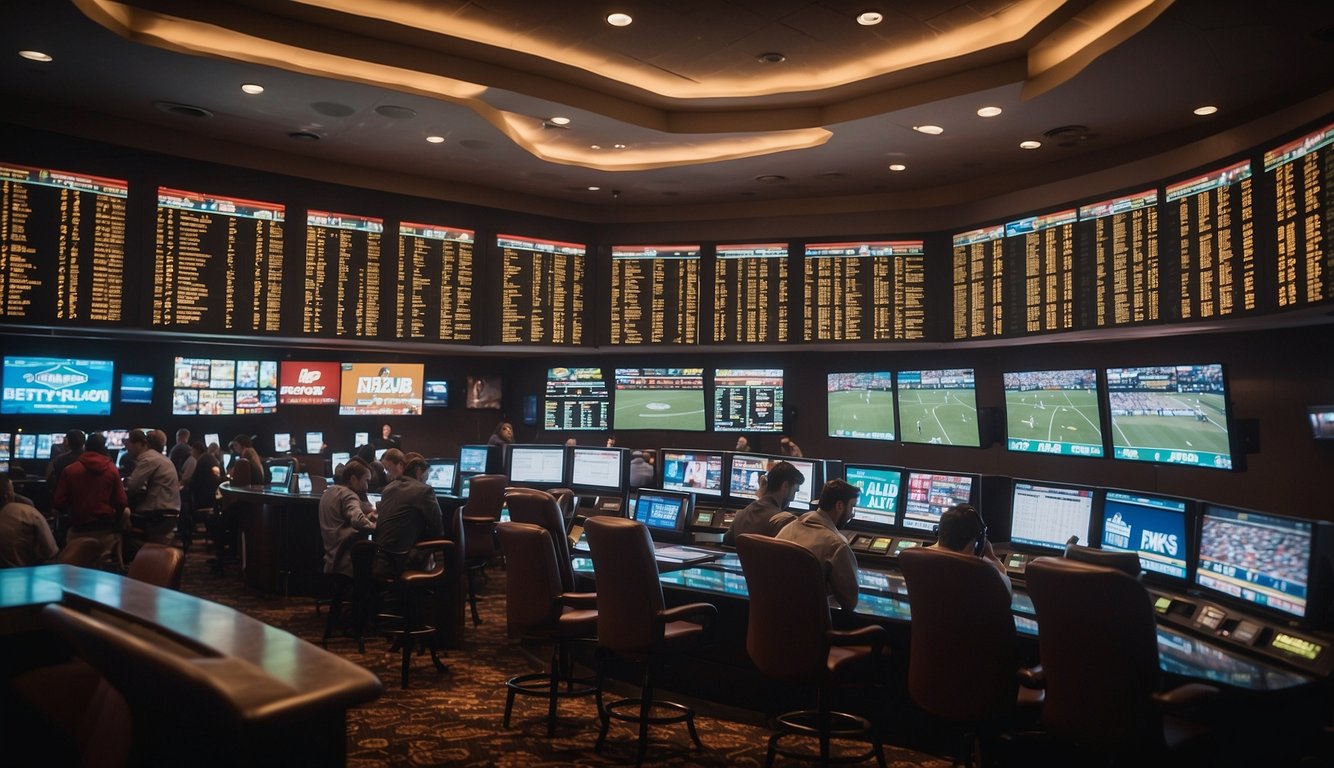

left=240, top=83, right=265, bottom=94
left=913, top=125, right=944, bottom=135
left=1019, top=140, right=1042, bottom=150
left=606, top=13, right=633, bottom=27
left=889, top=163, right=906, bottom=171
left=18, top=50, right=52, bottom=62
left=976, top=106, right=1003, bottom=117
left=1193, top=105, right=1218, bottom=116
left=425, top=135, right=445, bottom=144
left=548, top=116, right=571, bottom=125
left=857, top=11, right=884, bottom=26
left=587, top=186, right=601, bottom=191
left=613, top=143, right=627, bottom=149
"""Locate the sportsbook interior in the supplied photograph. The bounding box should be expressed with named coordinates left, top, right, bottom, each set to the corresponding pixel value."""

left=2, top=1, right=1333, bottom=765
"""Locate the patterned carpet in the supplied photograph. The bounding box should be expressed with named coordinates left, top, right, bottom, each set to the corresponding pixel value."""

left=181, top=557, right=951, bottom=768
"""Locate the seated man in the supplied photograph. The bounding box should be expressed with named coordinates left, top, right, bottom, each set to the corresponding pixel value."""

left=372, top=454, right=444, bottom=580
left=125, top=429, right=181, bottom=542
left=54, top=432, right=128, bottom=559
left=722, top=461, right=805, bottom=546
left=933, top=503, right=1012, bottom=594
left=776, top=479, right=860, bottom=610
left=320, top=461, right=376, bottom=577
left=0, top=476, right=58, bottom=567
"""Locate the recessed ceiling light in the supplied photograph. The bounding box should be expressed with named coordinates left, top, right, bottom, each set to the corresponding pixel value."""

left=976, top=106, right=1003, bottom=118
left=18, top=50, right=52, bottom=62
left=889, top=163, right=906, bottom=171
left=606, top=13, right=633, bottom=27
left=757, top=52, right=786, bottom=64
left=1193, top=105, right=1218, bottom=116
left=1019, top=140, right=1042, bottom=150
left=240, top=83, right=265, bottom=95
left=913, top=125, right=944, bottom=135
left=613, top=143, right=627, bottom=149
left=587, top=186, right=601, bottom=191
left=425, top=135, right=445, bottom=144
left=857, top=11, right=883, bottom=26
left=548, top=116, right=571, bottom=126
left=589, top=144, right=602, bottom=150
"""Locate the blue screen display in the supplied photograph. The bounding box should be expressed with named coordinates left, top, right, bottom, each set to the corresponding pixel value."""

left=844, top=465, right=902, bottom=528
left=120, top=373, right=154, bottom=404
left=1100, top=491, right=1188, bottom=580
left=424, top=380, right=448, bottom=407
left=2, top=357, right=114, bottom=415
left=635, top=492, right=685, bottom=531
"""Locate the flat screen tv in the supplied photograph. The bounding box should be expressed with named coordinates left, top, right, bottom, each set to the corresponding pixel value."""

left=1008, top=480, right=1096, bottom=552
left=172, top=357, right=278, bottom=415
left=1100, top=490, right=1190, bottom=581
left=506, top=444, right=566, bottom=487
left=660, top=449, right=725, bottom=498
left=338, top=362, right=424, bottom=416
left=272, top=433, right=292, bottom=453
left=567, top=446, right=627, bottom=494
left=1003, top=368, right=1104, bottom=457
left=713, top=369, right=783, bottom=432
left=727, top=452, right=817, bottom=510
left=424, top=380, right=449, bottom=408
left=120, top=373, right=154, bottom=405
left=305, top=432, right=324, bottom=454
left=424, top=459, right=458, bottom=494
left=900, top=471, right=977, bottom=532
left=544, top=367, right=609, bottom=431
left=2, top=357, right=114, bottom=416
left=896, top=369, right=980, bottom=447
left=459, top=444, right=493, bottom=475
left=1196, top=504, right=1312, bottom=621
left=1106, top=363, right=1235, bottom=470
left=466, top=375, right=503, bottom=409
left=613, top=368, right=706, bottom=431
left=631, top=488, right=693, bottom=544
left=827, top=371, right=896, bottom=441
left=1308, top=405, right=1334, bottom=439
left=843, top=464, right=903, bottom=529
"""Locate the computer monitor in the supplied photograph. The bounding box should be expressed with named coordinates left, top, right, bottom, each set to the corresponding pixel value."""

left=0, top=433, right=9, bottom=460
left=305, top=432, right=324, bottom=454
left=459, top=444, right=493, bottom=474
left=1099, top=490, right=1190, bottom=581
left=296, top=472, right=314, bottom=495
left=374, top=448, right=387, bottom=461
left=330, top=451, right=351, bottom=470
left=424, top=458, right=458, bottom=494
left=1308, top=406, right=1334, bottom=439
left=203, top=433, right=219, bottom=451
left=1196, top=504, right=1312, bottom=621
left=266, top=460, right=295, bottom=491
left=0, top=460, right=8, bottom=475
left=1008, top=480, right=1095, bottom=552
left=459, top=474, right=474, bottom=498
left=567, top=446, right=627, bottom=495
left=631, top=488, right=693, bottom=544
left=727, top=452, right=817, bottom=510
left=506, top=444, right=566, bottom=487
left=354, top=431, right=370, bottom=448
left=900, top=471, right=977, bottom=532
left=660, top=449, right=725, bottom=498
left=273, top=433, right=292, bottom=453
left=843, top=464, right=903, bottom=529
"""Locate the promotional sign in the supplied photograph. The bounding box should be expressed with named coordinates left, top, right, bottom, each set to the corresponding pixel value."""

left=1, top=357, right=114, bottom=415
left=338, top=363, right=424, bottom=415
left=279, top=361, right=341, bottom=405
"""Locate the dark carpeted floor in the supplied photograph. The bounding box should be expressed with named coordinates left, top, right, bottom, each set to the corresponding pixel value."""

left=181, top=555, right=950, bottom=768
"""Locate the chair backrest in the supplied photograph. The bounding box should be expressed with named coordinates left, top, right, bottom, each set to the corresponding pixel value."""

left=505, top=487, right=577, bottom=591
left=584, top=516, right=664, bottom=654
left=898, top=546, right=1019, bottom=722
left=736, top=534, right=833, bottom=683
left=1024, top=556, right=1163, bottom=748
left=126, top=544, right=184, bottom=590
left=1063, top=543, right=1142, bottom=578
left=495, top=521, right=564, bottom=633
left=55, top=536, right=106, bottom=568
left=462, top=474, right=507, bottom=520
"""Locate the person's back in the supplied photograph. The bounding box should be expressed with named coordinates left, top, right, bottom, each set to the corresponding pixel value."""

left=0, top=477, right=57, bottom=567
left=54, top=438, right=127, bottom=531
left=373, top=461, right=443, bottom=578
left=628, top=452, right=654, bottom=488
left=319, top=463, right=375, bottom=577
left=127, top=442, right=181, bottom=515
left=46, top=430, right=85, bottom=484
left=722, top=461, right=805, bottom=546
left=933, top=504, right=1012, bottom=594
left=774, top=480, right=860, bottom=610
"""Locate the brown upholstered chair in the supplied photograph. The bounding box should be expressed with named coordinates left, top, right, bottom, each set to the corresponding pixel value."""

left=126, top=543, right=185, bottom=590
left=461, top=473, right=507, bottom=625
left=737, top=534, right=888, bottom=768
left=54, top=536, right=106, bottom=568
left=495, top=521, right=599, bottom=735
left=1024, top=557, right=1218, bottom=762
left=584, top=516, right=716, bottom=766
left=898, top=546, right=1040, bottom=765
left=505, top=487, right=579, bottom=592
left=1063, top=542, right=1142, bottom=577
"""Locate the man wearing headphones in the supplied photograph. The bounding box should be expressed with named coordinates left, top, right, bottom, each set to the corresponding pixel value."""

left=934, top=503, right=1011, bottom=594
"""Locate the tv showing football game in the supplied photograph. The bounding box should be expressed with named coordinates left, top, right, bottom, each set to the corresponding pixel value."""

left=713, top=369, right=783, bottom=432
left=843, top=464, right=903, bottom=528
left=1008, top=480, right=1095, bottom=552
left=827, top=372, right=895, bottom=441
left=2, top=357, right=114, bottom=416
left=1106, top=364, right=1234, bottom=470
left=1100, top=490, right=1189, bottom=580
left=896, top=369, right=980, bottom=447
left=544, top=367, right=609, bottom=431
left=338, top=362, right=424, bottom=416
left=613, top=368, right=706, bottom=431
left=172, top=357, right=278, bottom=415
left=1196, top=504, right=1311, bottom=620
left=1003, top=369, right=1104, bottom=457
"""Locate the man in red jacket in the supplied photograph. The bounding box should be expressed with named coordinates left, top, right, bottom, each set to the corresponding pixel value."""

left=53, top=432, right=128, bottom=565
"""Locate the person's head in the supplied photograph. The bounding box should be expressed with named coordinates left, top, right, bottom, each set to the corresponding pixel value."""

left=381, top=448, right=406, bottom=479
left=231, top=434, right=253, bottom=454
left=735, top=436, right=750, bottom=450
left=494, top=421, right=513, bottom=441
left=176, top=427, right=190, bottom=444
left=564, top=437, right=576, bottom=447
left=0, top=475, right=13, bottom=505
left=817, top=479, right=860, bottom=529
left=208, top=442, right=222, bottom=457
left=643, top=449, right=656, bottom=465
left=85, top=432, right=107, bottom=455
left=65, top=429, right=86, bottom=452
left=147, top=429, right=167, bottom=452
left=764, top=461, right=805, bottom=507
left=190, top=440, right=206, bottom=457
left=355, top=443, right=377, bottom=463
left=126, top=429, right=148, bottom=456
left=381, top=423, right=392, bottom=439
left=402, top=454, right=429, bottom=481
left=605, top=435, right=616, bottom=447
left=936, top=504, right=986, bottom=553
left=341, top=460, right=371, bottom=493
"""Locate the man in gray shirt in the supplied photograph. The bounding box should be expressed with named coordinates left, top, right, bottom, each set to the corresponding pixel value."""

left=0, top=476, right=57, bottom=567
left=125, top=429, right=181, bottom=541
left=722, top=461, right=805, bottom=546
left=320, top=460, right=376, bottom=577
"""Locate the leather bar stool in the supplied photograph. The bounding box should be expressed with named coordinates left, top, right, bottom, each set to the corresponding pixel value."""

left=460, top=473, right=507, bottom=625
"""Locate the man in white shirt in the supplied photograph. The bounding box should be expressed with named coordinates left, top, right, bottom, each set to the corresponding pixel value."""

left=125, top=429, right=181, bottom=542
left=775, top=479, right=860, bottom=610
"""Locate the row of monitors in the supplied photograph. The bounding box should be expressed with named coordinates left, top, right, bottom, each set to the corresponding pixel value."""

left=0, top=428, right=381, bottom=462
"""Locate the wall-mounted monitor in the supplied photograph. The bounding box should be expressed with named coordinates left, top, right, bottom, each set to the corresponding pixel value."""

left=631, top=488, right=694, bottom=544
left=273, top=433, right=292, bottom=453
left=827, top=372, right=895, bottom=441
left=13, top=434, right=37, bottom=460
left=567, top=446, right=627, bottom=495
left=1308, top=406, right=1334, bottom=440
left=544, top=367, right=609, bottom=431
left=613, top=368, right=706, bottom=431
left=900, top=471, right=977, bottom=532
left=424, top=380, right=449, bottom=408
left=305, top=432, right=324, bottom=454
left=172, top=357, right=278, bottom=415
left=424, top=458, right=458, bottom=495
left=354, top=431, right=370, bottom=448
left=843, top=464, right=903, bottom=529
left=1008, top=480, right=1095, bottom=552
left=2, top=357, right=114, bottom=416
left=660, top=449, right=725, bottom=498
left=727, top=452, right=817, bottom=510
left=120, top=373, right=154, bottom=405
left=896, top=369, right=980, bottom=447
left=203, top=433, right=220, bottom=451
left=338, top=362, right=424, bottom=416
left=1196, top=504, right=1312, bottom=621
left=0, top=433, right=9, bottom=460
left=713, top=369, right=783, bottom=432
left=1106, top=363, right=1235, bottom=470
left=466, top=375, right=502, bottom=409
left=458, top=444, right=494, bottom=475
left=506, top=444, right=566, bottom=487
left=1100, top=490, right=1189, bottom=581
left=1003, top=369, right=1104, bottom=457
left=278, top=361, right=340, bottom=405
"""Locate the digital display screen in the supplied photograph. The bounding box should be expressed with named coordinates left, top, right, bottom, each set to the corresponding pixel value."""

left=660, top=449, right=724, bottom=498
left=712, top=368, right=783, bottom=432
left=424, top=380, right=449, bottom=408
left=120, top=373, right=154, bottom=405
left=337, top=362, right=424, bottom=416
left=273, top=433, right=292, bottom=453
left=459, top=445, right=490, bottom=474
left=569, top=447, right=624, bottom=492
left=1197, top=505, right=1311, bottom=619
left=1164, top=161, right=1257, bottom=322
left=303, top=210, right=384, bottom=338
left=544, top=367, right=608, bottom=431
left=305, top=432, right=323, bottom=454
left=507, top=445, right=566, bottom=485
left=425, top=460, right=458, bottom=493
left=1, top=357, right=114, bottom=416
left=1100, top=491, right=1188, bottom=580
left=466, top=376, right=502, bottom=409
left=1076, top=189, right=1161, bottom=328
left=897, top=369, right=979, bottom=446
left=609, top=245, right=700, bottom=345
left=1008, top=481, right=1095, bottom=551
left=1106, top=363, right=1233, bottom=469
left=803, top=240, right=926, bottom=341
left=843, top=464, right=902, bottom=528
left=613, top=368, right=705, bottom=431
left=827, top=372, right=895, bottom=441
left=633, top=489, right=688, bottom=532
left=1003, top=369, right=1104, bottom=457
left=497, top=234, right=586, bottom=345
left=172, top=357, right=278, bottom=415
left=330, top=451, right=350, bottom=470
left=394, top=223, right=474, bottom=342
left=269, top=464, right=291, bottom=487
left=1308, top=406, right=1334, bottom=440
left=13, top=433, right=36, bottom=460
left=728, top=453, right=815, bottom=509
left=278, top=361, right=340, bottom=405
left=1266, top=123, right=1334, bottom=311
left=713, top=243, right=789, bottom=344
left=901, top=472, right=975, bottom=532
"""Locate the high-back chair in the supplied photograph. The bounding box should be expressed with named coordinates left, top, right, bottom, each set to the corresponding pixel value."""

left=460, top=473, right=507, bottom=625
left=126, top=543, right=185, bottom=590
left=737, top=534, right=888, bottom=768
left=54, top=536, right=106, bottom=568
left=495, top=521, right=598, bottom=736
left=1024, top=557, right=1217, bottom=761
left=1062, top=542, right=1142, bottom=577
left=505, top=487, right=578, bottom=592
left=584, top=516, right=716, bottom=766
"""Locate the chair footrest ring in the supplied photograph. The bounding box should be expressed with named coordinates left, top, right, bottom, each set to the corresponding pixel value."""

left=774, top=708, right=873, bottom=737
left=602, top=697, right=695, bottom=727
left=506, top=672, right=598, bottom=700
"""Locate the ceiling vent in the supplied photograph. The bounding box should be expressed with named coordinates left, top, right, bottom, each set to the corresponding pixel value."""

left=154, top=101, right=213, bottom=119
left=1042, top=124, right=1093, bottom=147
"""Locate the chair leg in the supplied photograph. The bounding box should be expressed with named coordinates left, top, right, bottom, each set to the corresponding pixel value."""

left=637, top=667, right=653, bottom=767
left=595, top=654, right=611, bottom=751
left=818, top=689, right=832, bottom=767
left=546, top=646, right=561, bottom=737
